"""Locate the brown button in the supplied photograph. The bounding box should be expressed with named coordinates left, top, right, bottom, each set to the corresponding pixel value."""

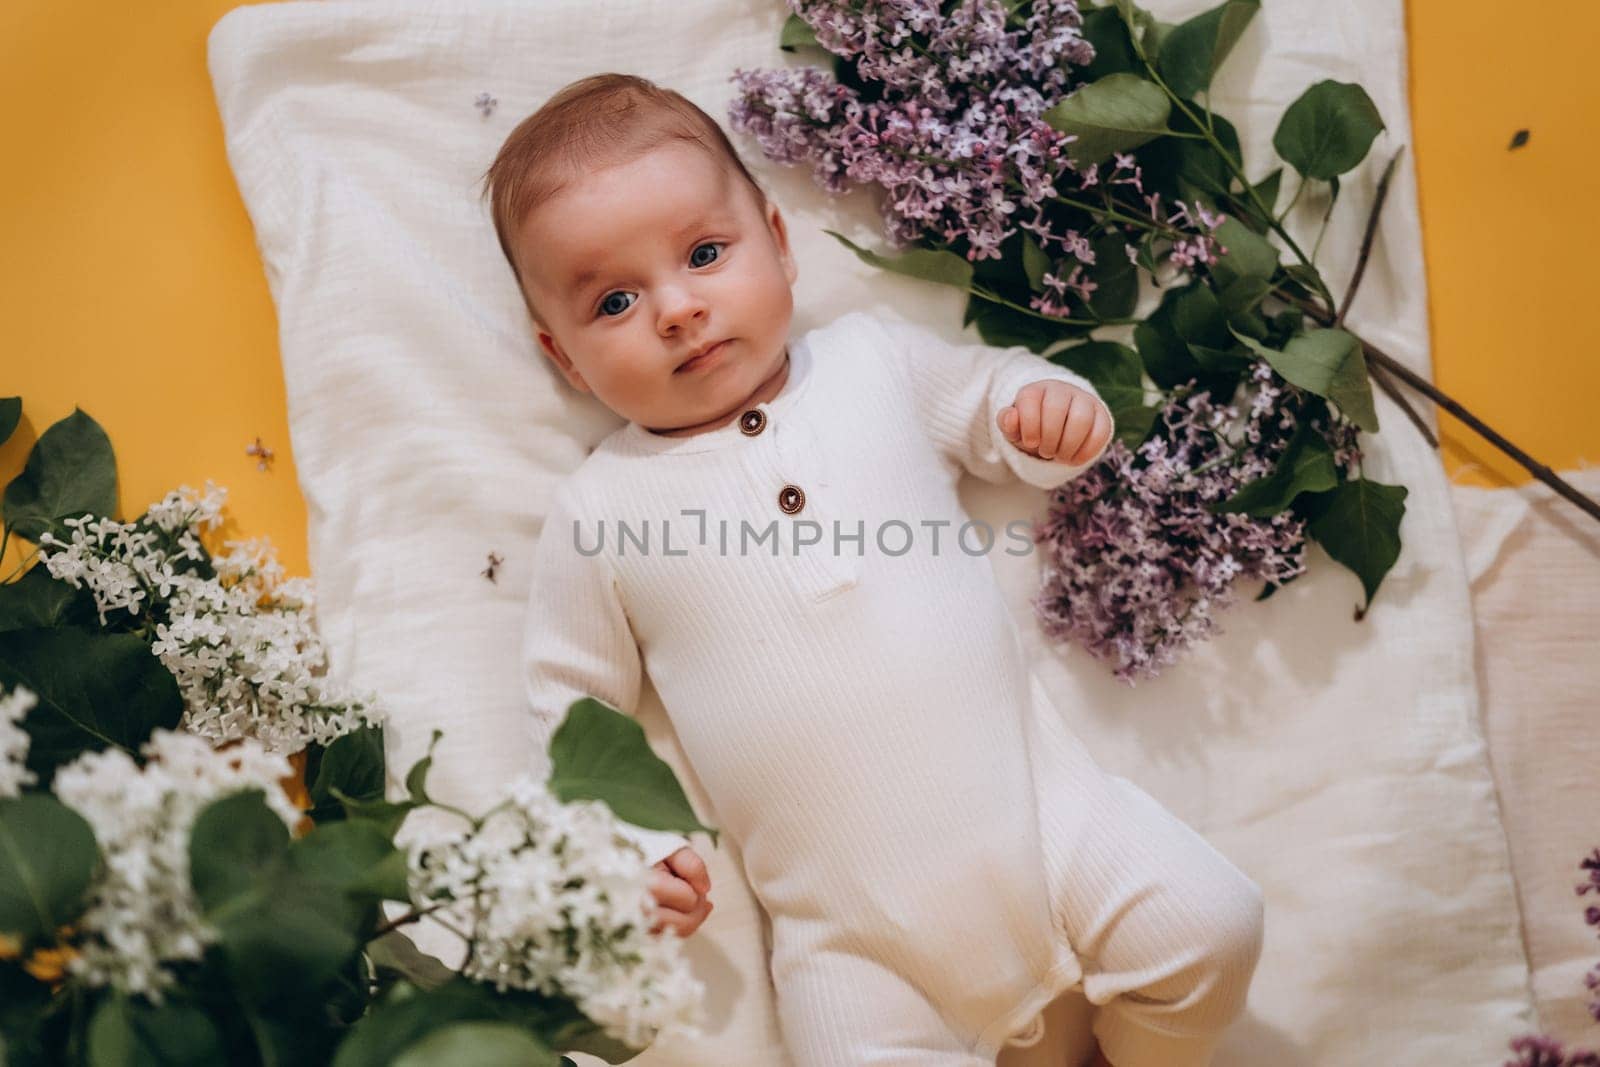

left=739, top=408, right=767, bottom=436
left=777, top=484, right=805, bottom=515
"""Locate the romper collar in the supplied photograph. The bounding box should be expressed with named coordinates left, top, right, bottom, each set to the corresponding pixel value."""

left=615, top=333, right=815, bottom=456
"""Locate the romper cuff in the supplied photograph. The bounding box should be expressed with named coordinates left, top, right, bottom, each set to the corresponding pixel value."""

left=615, top=822, right=693, bottom=868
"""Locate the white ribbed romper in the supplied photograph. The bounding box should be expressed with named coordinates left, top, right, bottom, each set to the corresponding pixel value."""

left=521, top=310, right=1265, bottom=1066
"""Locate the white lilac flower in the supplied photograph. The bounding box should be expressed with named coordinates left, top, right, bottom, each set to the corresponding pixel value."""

left=0, top=684, right=38, bottom=798
left=38, top=483, right=383, bottom=753
left=50, top=729, right=300, bottom=1001
left=407, top=776, right=705, bottom=1049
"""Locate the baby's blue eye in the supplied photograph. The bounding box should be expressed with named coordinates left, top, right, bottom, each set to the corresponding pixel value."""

left=690, top=241, right=724, bottom=267
left=594, top=243, right=724, bottom=319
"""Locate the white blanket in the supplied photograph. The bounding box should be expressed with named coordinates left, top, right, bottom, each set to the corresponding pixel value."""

left=207, top=1, right=1535, bottom=1062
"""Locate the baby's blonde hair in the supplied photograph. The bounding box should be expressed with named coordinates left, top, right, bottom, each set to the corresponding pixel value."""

left=478, top=73, right=769, bottom=323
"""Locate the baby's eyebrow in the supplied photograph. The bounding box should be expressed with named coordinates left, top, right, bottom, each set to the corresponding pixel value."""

left=564, top=213, right=730, bottom=298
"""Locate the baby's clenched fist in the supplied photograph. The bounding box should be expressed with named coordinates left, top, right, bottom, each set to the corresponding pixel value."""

left=648, top=845, right=713, bottom=938
left=997, top=379, right=1112, bottom=465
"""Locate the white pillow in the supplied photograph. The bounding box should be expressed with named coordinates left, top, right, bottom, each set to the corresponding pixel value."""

left=207, top=1, right=1535, bottom=1062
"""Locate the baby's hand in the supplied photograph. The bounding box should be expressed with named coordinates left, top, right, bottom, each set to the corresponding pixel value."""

left=647, top=845, right=714, bottom=938
left=997, top=379, right=1112, bottom=465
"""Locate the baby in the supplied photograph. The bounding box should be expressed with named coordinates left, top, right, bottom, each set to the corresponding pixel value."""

left=485, top=74, right=1265, bottom=1067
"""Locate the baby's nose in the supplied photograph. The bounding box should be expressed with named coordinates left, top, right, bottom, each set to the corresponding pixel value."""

left=657, top=287, right=709, bottom=332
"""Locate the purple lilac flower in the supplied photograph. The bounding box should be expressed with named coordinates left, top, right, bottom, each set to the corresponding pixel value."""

left=1505, top=1034, right=1600, bottom=1067
left=1579, top=847, right=1600, bottom=1021
left=733, top=0, right=1328, bottom=681
left=728, top=0, right=1224, bottom=319
left=1031, top=361, right=1362, bottom=685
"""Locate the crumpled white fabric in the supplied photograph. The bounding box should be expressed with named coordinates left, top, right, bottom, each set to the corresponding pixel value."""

left=206, top=0, right=1535, bottom=1062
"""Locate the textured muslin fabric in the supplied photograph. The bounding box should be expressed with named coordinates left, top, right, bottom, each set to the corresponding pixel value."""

left=1450, top=467, right=1600, bottom=1046
left=206, top=0, right=1537, bottom=1062
left=522, top=310, right=1264, bottom=1064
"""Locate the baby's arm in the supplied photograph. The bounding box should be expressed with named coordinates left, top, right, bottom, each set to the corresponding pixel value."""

left=872, top=313, right=1115, bottom=489
left=522, top=482, right=711, bottom=935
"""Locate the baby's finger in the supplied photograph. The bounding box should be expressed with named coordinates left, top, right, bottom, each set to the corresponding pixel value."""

left=1064, top=399, right=1109, bottom=465
left=997, top=405, right=1021, bottom=442
left=668, top=848, right=712, bottom=898
left=650, top=894, right=714, bottom=938
left=649, top=870, right=699, bottom=913
left=1015, top=388, right=1046, bottom=453
left=1077, top=401, right=1113, bottom=464
left=1036, top=385, right=1075, bottom=460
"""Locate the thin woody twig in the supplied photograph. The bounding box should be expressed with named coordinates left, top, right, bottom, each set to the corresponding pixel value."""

left=369, top=900, right=451, bottom=941
left=1337, top=146, right=1404, bottom=328
left=1367, top=360, right=1437, bottom=448
left=1276, top=141, right=1599, bottom=523
left=1332, top=143, right=1436, bottom=445
left=1279, top=288, right=1600, bottom=524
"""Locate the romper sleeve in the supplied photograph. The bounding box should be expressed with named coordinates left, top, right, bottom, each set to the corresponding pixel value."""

left=520, top=479, right=692, bottom=869
left=870, top=312, right=1115, bottom=490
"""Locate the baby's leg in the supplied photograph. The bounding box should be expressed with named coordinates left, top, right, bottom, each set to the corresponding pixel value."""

left=1031, top=705, right=1265, bottom=1067
left=769, top=937, right=992, bottom=1067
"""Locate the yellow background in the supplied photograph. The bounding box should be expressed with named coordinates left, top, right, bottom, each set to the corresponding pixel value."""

left=2, top=1, right=1596, bottom=581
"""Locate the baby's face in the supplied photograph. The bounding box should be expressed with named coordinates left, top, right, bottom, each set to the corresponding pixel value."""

left=516, top=141, right=798, bottom=433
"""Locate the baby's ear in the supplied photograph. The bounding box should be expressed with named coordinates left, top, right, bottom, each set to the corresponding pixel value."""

left=537, top=330, right=591, bottom=394
left=766, top=202, right=798, bottom=285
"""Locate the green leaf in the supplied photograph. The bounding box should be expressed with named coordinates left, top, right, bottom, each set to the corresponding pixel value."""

left=0, top=566, right=95, bottom=633
left=332, top=981, right=485, bottom=1067
left=1020, top=232, right=1051, bottom=289
left=1113, top=0, right=1169, bottom=62
left=1273, top=80, right=1386, bottom=180
left=329, top=788, right=417, bottom=840
left=1211, top=418, right=1340, bottom=516
left=1171, top=285, right=1235, bottom=352
left=222, top=891, right=363, bottom=1006
left=824, top=230, right=974, bottom=291
left=306, top=725, right=387, bottom=826
left=1210, top=216, right=1280, bottom=314
left=189, top=790, right=291, bottom=912
left=1157, top=0, right=1260, bottom=99
left=547, top=698, right=718, bottom=846
left=0, top=794, right=99, bottom=944
left=1232, top=326, right=1379, bottom=432
left=1211, top=216, right=1279, bottom=286
left=0, top=399, right=19, bottom=449
left=1135, top=107, right=1243, bottom=208
left=0, top=959, right=56, bottom=1064
left=328, top=729, right=432, bottom=837
left=1, top=409, right=117, bottom=542
left=778, top=12, right=820, bottom=51
left=289, top=819, right=410, bottom=902
left=1086, top=230, right=1139, bottom=320
left=403, top=730, right=440, bottom=806
left=1049, top=340, right=1144, bottom=394
left=190, top=792, right=363, bottom=1006
left=366, top=930, right=456, bottom=993
left=332, top=979, right=631, bottom=1067
left=1297, top=478, right=1408, bottom=615
left=1043, top=73, right=1172, bottom=166
left=965, top=294, right=1084, bottom=353
left=393, top=1022, right=560, bottom=1067
left=0, top=629, right=183, bottom=784
left=1133, top=316, right=1198, bottom=391
left=86, top=993, right=224, bottom=1067
left=1078, top=6, right=1140, bottom=80
left=1232, top=166, right=1284, bottom=234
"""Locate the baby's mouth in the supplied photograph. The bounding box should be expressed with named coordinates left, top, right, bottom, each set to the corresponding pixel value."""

left=675, top=340, right=730, bottom=374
